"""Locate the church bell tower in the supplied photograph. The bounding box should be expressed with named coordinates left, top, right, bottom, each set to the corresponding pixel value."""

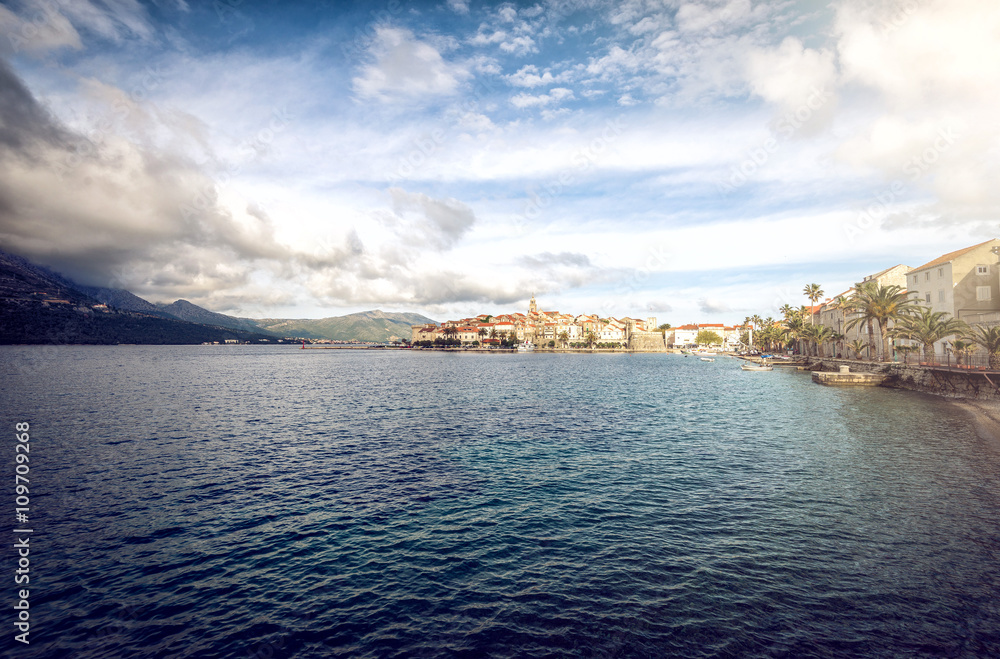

left=529, top=294, right=537, bottom=315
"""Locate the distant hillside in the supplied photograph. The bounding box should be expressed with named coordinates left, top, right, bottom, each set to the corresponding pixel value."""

left=0, top=249, right=93, bottom=304
left=0, top=248, right=275, bottom=345
left=254, top=310, right=437, bottom=342
left=157, top=299, right=275, bottom=335
left=78, top=285, right=179, bottom=319
left=0, top=247, right=436, bottom=344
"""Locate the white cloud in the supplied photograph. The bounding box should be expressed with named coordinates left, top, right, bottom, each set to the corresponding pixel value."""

left=446, top=0, right=469, bottom=15
left=510, top=87, right=574, bottom=108
left=353, top=27, right=469, bottom=101
left=498, top=5, right=518, bottom=23
left=746, top=37, right=837, bottom=113
left=506, top=64, right=567, bottom=88
left=469, top=26, right=506, bottom=46
left=499, top=35, right=537, bottom=56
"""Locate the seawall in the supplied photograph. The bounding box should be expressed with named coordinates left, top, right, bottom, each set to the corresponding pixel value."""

left=810, top=358, right=1000, bottom=401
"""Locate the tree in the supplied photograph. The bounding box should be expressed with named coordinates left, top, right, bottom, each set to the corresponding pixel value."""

left=657, top=323, right=671, bottom=337
left=848, top=339, right=867, bottom=360
left=785, top=314, right=806, bottom=355
left=806, top=325, right=835, bottom=357
left=889, top=307, right=967, bottom=362
left=896, top=344, right=919, bottom=364
left=951, top=339, right=975, bottom=367
left=846, top=281, right=919, bottom=361
left=830, top=332, right=845, bottom=358
left=558, top=330, right=570, bottom=348
left=803, top=283, right=824, bottom=324
left=695, top=329, right=723, bottom=346
left=964, top=324, right=1000, bottom=370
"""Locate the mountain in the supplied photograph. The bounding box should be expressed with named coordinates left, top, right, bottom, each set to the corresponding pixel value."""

left=0, top=248, right=275, bottom=345
left=156, top=299, right=273, bottom=335
left=0, top=249, right=94, bottom=304
left=78, top=285, right=179, bottom=319
left=0, top=247, right=436, bottom=344
left=254, top=310, right=437, bottom=342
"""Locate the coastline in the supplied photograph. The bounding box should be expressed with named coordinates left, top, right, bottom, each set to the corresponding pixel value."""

left=950, top=399, right=1000, bottom=444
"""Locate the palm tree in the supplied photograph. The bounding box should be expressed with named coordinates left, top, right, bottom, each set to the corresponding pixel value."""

left=785, top=314, right=806, bottom=355
left=811, top=325, right=835, bottom=357
left=800, top=324, right=833, bottom=357
left=964, top=324, right=1000, bottom=370
left=890, top=307, right=967, bottom=362
left=830, top=332, right=845, bottom=358
left=848, top=339, right=868, bottom=360
left=803, top=283, right=824, bottom=324
left=477, top=327, right=487, bottom=343
left=558, top=330, right=569, bottom=348
left=846, top=281, right=919, bottom=361
left=830, top=295, right=850, bottom=353
left=950, top=339, right=975, bottom=367
left=779, top=304, right=794, bottom=320
left=896, top=344, right=919, bottom=364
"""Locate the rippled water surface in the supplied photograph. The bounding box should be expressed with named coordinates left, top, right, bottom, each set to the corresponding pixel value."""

left=3, top=346, right=1000, bottom=657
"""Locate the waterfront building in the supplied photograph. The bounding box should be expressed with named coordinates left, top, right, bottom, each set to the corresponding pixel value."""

left=905, top=239, right=1000, bottom=324
left=815, top=264, right=912, bottom=356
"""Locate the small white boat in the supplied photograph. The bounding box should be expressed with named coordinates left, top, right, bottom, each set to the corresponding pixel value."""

left=700, top=357, right=715, bottom=362
left=741, top=362, right=772, bottom=371
left=517, top=341, right=535, bottom=352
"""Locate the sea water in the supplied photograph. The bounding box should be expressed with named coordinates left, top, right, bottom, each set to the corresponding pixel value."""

left=1, top=346, right=999, bottom=657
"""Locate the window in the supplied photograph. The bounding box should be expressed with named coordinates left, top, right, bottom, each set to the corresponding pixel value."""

left=977, top=286, right=992, bottom=301
left=938, top=290, right=945, bottom=302
left=938, top=267, right=943, bottom=277
left=925, top=272, right=930, bottom=281
left=977, top=265, right=989, bottom=275
left=925, top=293, right=931, bottom=303
left=912, top=275, right=917, bottom=286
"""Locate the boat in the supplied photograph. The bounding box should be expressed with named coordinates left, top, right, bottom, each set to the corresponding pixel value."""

left=700, top=357, right=715, bottom=362
left=517, top=341, right=535, bottom=352
left=741, top=362, right=773, bottom=371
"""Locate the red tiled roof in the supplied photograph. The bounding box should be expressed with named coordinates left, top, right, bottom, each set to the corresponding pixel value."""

left=911, top=239, right=999, bottom=272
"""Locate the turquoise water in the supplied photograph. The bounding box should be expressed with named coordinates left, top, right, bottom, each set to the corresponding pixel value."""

left=2, top=346, right=999, bottom=657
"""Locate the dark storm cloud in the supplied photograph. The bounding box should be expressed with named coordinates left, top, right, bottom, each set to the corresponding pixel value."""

left=0, top=59, right=69, bottom=151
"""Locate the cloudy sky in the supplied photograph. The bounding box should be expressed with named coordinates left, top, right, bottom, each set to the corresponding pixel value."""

left=0, top=0, right=997, bottom=323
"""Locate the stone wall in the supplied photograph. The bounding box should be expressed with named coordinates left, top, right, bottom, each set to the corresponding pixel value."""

left=814, top=358, right=1000, bottom=400
left=628, top=331, right=667, bottom=352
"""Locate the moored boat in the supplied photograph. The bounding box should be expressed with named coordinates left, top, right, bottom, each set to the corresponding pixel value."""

left=741, top=362, right=773, bottom=371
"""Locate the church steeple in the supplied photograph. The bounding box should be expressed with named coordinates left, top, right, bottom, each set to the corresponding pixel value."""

left=529, top=293, right=537, bottom=315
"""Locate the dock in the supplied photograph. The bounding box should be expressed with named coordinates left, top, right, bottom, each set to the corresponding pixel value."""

left=812, top=365, right=886, bottom=386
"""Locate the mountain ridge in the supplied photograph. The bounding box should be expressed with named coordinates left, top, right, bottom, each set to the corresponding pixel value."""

left=0, top=247, right=436, bottom=343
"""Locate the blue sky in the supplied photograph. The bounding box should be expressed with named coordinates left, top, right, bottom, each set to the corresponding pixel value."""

left=0, top=0, right=997, bottom=324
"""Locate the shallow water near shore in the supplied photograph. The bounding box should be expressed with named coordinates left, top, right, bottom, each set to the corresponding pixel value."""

left=2, top=345, right=1000, bottom=657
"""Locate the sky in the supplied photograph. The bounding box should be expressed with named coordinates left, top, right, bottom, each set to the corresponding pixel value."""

left=0, top=0, right=998, bottom=324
